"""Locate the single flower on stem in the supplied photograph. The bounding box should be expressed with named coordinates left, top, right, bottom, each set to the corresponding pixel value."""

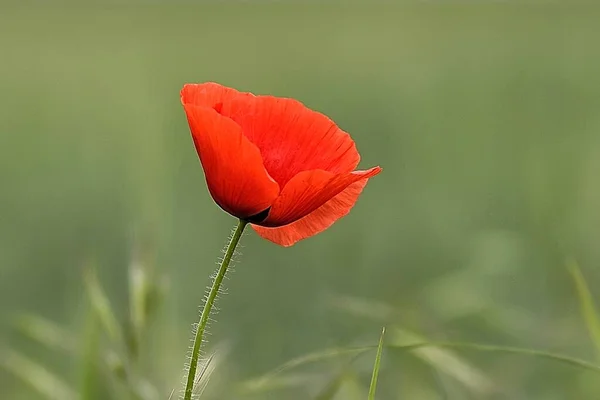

left=180, top=82, right=381, bottom=399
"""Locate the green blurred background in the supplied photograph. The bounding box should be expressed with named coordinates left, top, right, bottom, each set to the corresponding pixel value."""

left=2, top=2, right=600, bottom=399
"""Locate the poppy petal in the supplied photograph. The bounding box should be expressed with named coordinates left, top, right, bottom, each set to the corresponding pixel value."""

left=183, top=103, right=280, bottom=219
left=221, top=96, right=360, bottom=187
left=260, top=166, right=381, bottom=227
left=181, top=82, right=249, bottom=112
left=251, top=176, right=374, bottom=247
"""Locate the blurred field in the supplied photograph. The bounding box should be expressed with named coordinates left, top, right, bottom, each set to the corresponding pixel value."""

left=1, top=3, right=600, bottom=399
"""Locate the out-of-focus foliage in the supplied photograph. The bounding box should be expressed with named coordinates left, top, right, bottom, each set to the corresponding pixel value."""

left=1, top=3, right=600, bottom=399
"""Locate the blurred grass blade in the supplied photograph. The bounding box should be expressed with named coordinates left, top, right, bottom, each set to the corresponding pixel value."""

left=392, top=329, right=494, bottom=395
left=128, top=246, right=149, bottom=358
left=104, top=350, right=127, bottom=382
left=191, top=343, right=229, bottom=398
left=243, top=346, right=368, bottom=391
left=103, top=350, right=159, bottom=400
left=368, top=327, right=385, bottom=400
left=0, top=349, right=77, bottom=400
left=193, top=353, right=216, bottom=398
left=244, top=340, right=600, bottom=395
left=127, top=242, right=165, bottom=360
left=329, top=294, right=600, bottom=392
left=330, top=294, right=494, bottom=394
left=387, top=341, right=600, bottom=374
left=129, top=248, right=148, bottom=338
left=133, top=378, right=160, bottom=400
left=80, top=306, right=101, bottom=400
left=314, top=372, right=346, bottom=400
left=241, top=346, right=373, bottom=395
left=567, top=259, right=600, bottom=353
left=84, top=268, right=123, bottom=345
left=428, top=364, right=450, bottom=400
left=314, top=361, right=363, bottom=400
left=15, top=314, right=77, bottom=353
left=240, top=373, right=320, bottom=394
left=342, top=371, right=368, bottom=400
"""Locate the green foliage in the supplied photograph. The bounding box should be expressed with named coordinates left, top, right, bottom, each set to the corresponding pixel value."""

left=1, top=252, right=164, bottom=400
left=0, top=350, right=77, bottom=400
left=84, top=268, right=124, bottom=348
left=568, top=260, right=600, bottom=356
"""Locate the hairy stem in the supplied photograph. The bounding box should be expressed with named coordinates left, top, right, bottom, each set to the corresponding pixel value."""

left=183, top=219, right=247, bottom=400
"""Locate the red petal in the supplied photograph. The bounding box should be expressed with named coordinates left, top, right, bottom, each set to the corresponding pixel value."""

left=181, top=82, right=251, bottom=112
left=251, top=175, right=376, bottom=247
left=260, top=166, right=381, bottom=227
left=183, top=103, right=280, bottom=219
left=220, top=96, right=360, bottom=187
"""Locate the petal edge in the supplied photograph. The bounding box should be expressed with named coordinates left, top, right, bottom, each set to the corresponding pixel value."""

left=183, top=103, right=280, bottom=218
left=181, top=82, right=247, bottom=111
left=251, top=173, right=376, bottom=246
left=260, top=167, right=381, bottom=227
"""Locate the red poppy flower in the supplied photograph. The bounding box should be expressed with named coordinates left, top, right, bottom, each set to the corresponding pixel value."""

left=181, top=82, right=381, bottom=247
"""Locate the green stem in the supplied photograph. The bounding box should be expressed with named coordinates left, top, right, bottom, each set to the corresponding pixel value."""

left=183, top=219, right=247, bottom=400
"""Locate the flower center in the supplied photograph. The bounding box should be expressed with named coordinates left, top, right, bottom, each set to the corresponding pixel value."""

left=245, top=207, right=271, bottom=224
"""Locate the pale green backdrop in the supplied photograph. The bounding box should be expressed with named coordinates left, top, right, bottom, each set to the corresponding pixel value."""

left=1, top=3, right=600, bottom=399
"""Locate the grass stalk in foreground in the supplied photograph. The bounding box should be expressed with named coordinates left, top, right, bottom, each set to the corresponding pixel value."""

left=368, top=327, right=386, bottom=400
